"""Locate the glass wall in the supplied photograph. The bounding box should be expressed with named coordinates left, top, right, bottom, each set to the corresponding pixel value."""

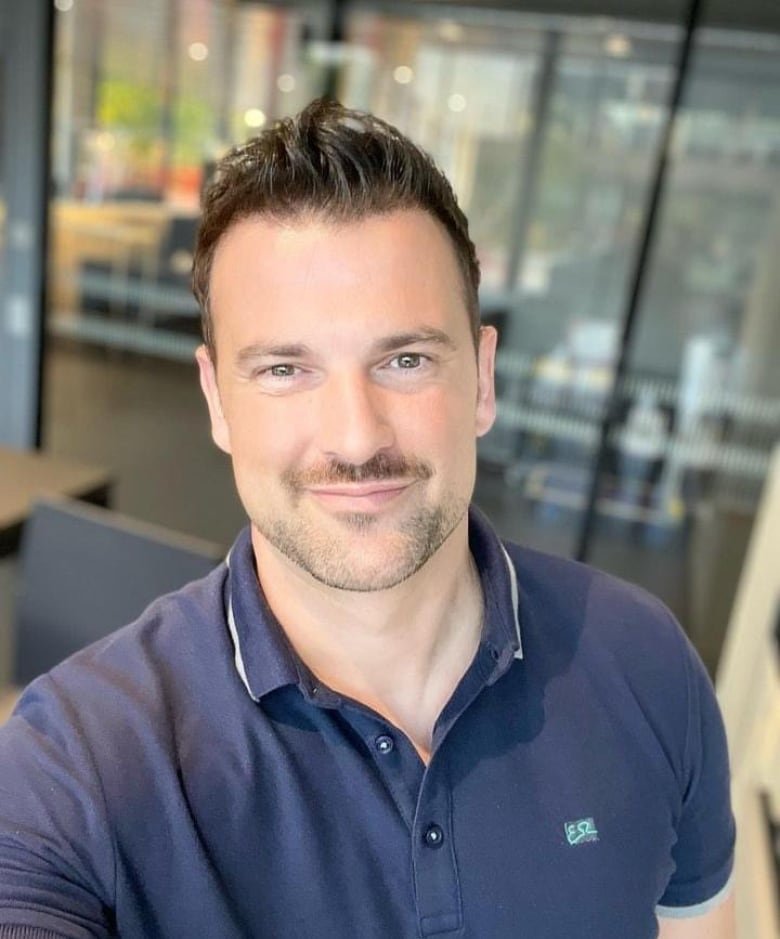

left=587, top=20, right=780, bottom=668
left=338, top=8, right=689, bottom=560
left=42, top=0, right=780, bottom=671
left=48, top=0, right=327, bottom=363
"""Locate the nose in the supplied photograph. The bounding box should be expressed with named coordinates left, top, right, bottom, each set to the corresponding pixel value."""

left=315, top=370, right=395, bottom=466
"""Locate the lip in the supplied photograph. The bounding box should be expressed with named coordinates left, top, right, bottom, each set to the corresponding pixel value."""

left=305, top=480, right=415, bottom=509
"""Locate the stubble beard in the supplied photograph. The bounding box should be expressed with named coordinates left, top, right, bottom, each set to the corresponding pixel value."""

left=253, top=453, right=469, bottom=591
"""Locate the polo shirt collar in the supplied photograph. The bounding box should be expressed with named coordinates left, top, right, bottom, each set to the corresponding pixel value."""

left=225, top=527, right=300, bottom=701
left=225, top=504, right=523, bottom=703
left=468, top=504, right=525, bottom=672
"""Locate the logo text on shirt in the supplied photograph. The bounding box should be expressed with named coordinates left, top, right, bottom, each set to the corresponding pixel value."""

left=565, top=817, right=599, bottom=846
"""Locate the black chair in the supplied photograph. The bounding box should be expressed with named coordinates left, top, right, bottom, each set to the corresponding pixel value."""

left=12, top=498, right=224, bottom=686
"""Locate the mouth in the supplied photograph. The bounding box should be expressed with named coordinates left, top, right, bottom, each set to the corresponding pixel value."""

left=305, top=480, right=416, bottom=510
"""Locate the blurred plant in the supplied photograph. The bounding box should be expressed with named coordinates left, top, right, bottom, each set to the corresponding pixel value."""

left=97, top=78, right=162, bottom=158
left=174, top=95, right=215, bottom=165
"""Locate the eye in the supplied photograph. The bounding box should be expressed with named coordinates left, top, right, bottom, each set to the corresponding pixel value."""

left=264, top=364, right=298, bottom=379
left=391, top=352, right=424, bottom=369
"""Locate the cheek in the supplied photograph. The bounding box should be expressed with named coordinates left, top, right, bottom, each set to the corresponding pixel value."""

left=225, top=395, right=314, bottom=470
left=396, top=387, right=478, bottom=453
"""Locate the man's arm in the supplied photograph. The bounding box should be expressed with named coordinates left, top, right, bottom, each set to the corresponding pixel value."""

left=0, top=678, right=114, bottom=938
left=657, top=890, right=736, bottom=939
left=651, top=606, right=736, bottom=936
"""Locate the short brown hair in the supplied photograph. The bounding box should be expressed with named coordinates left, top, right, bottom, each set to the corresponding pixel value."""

left=192, top=98, right=481, bottom=357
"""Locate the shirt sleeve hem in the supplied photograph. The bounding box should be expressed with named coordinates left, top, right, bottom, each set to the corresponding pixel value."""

left=0, top=928, right=73, bottom=939
left=655, top=867, right=735, bottom=920
left=0, top=904, right=105, bottom=939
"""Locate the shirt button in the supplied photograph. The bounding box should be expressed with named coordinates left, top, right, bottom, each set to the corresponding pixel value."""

left=375, top=735, right=394, bottom=754
left=423, top=824, right=444, bottom=849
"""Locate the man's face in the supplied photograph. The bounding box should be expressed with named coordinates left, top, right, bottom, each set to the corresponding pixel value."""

left=197, top=209, right=496, bottom=592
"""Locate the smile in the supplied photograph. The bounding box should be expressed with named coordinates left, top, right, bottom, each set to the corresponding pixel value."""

left=305, top=480, right=416, bottom=510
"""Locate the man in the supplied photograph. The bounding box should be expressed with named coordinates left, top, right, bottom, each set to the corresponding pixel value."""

left=0, top=99, right=735, bottom=938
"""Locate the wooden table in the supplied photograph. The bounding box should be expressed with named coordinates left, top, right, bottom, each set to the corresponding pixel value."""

left=0, top=687, right=19, bottom=724
left=0, top=446, right=113, bottom=556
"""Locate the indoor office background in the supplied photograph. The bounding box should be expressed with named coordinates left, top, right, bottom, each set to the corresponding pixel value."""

left=1, top=4, right=779, bottom=677
left=0, top=0, right=779, bottom=932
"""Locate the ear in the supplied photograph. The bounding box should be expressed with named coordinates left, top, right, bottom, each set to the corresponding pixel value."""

left=196, top=345, right=232, bottom=454
left=475, top=325, right=497, bottom=438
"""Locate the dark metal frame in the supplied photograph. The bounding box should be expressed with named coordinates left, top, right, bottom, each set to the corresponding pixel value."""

left=575, top=0, right=705, bottom=560
left=0, top=0, right=55, bottom=449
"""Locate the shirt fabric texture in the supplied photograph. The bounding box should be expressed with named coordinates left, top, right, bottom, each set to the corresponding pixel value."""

left=0, top=507, right=735, bottom=938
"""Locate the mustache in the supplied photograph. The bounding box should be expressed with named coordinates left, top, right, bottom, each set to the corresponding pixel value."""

left=284, top=452, right=433, bottom=489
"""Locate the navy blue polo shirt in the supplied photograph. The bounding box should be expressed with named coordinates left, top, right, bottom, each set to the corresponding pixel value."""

left=0, top=507, right=734, bottom=938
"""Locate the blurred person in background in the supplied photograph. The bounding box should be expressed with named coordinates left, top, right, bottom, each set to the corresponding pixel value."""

left=0, top=99, right=735, bottom=939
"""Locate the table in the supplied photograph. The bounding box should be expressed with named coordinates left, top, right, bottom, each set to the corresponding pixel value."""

left=0, top=687, right=18, bottom=724
left=0, top=446, right=113, bottom=556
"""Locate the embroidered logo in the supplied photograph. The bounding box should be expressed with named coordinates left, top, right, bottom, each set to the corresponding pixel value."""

left=564, top=817, right=599, bottom=846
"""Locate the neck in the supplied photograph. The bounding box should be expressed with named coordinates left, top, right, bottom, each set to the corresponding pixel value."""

left=252, top=517, right=483, bottom=762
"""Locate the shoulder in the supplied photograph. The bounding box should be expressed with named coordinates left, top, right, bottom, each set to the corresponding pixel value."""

left=503, top=540, right=688, bottom=660
left=501, top=542, right=710, bottom=775
left=4, top=562, right=235, bottom=769
left=0, top=566, right=232, bottom=926
left=56, top=560, right=229, bottom=688
left=504, top=540, right=676, bottom=629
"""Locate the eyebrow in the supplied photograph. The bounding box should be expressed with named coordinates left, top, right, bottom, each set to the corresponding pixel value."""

left=235, top=343, right=310, bottom=368
left=370, top=328, right=457, bottom=354
left=234, top=327, right=457, bottom=367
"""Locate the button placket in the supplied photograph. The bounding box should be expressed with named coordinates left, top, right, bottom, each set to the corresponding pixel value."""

left=412, top=767, right=462, bottom=936
left=338, top=707, right=422, bottom=829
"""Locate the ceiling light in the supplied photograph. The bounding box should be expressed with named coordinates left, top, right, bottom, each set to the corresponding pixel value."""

left=604, top=33, right=632, bottom=58
left=188, top=42, right=209, bottom=62
left=393, top=66, right=414, bottom=85
left=244, top=109, right=267, bottom=128
left=438, top=20, right=464, bottom=42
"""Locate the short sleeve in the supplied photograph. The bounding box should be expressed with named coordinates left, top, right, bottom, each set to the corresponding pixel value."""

left=0, top=676, right=114, bottom=938
left=656, top=632, right=736, bottom=915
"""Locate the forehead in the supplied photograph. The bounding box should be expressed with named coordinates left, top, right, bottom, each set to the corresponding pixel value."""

left=208, top=210, right=470, bottom=349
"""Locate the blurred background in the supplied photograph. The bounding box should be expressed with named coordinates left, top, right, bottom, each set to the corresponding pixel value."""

left=0, top=1, right=779, bottom=931
left=1, top=0, right=779, bottom=676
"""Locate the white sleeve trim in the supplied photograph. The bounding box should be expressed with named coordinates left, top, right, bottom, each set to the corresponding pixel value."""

left=655, top=868, right=734, bottom=919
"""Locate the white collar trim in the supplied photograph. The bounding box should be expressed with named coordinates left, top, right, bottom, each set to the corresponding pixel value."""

left=225, top=548, right=260, bottom=702
left=500, top=545, right=524, bottom=660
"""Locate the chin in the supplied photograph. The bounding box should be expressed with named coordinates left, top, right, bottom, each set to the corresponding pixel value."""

left=252, top=494, right=467, bottom=589
left=301, top=555, right=427, bottom=593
